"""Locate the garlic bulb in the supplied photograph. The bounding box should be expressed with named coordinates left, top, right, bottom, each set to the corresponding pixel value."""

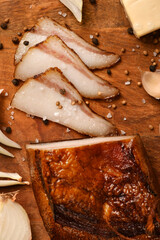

left=0, top=192, right=32, bottom=240
left=60, top=0, right=83, bottom=22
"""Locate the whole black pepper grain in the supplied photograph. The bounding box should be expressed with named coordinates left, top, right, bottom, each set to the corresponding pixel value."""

left=23, top=40, right=29, bottom=46
left=1, top=22, right=7, bottom=30
left=12, top=37, right=19, bottom=45
left=92, top=37, right=99, bottom=46
left=59, top=89, right=66, bottom=95
left=127, top=27, right=133, bottom=35
left=6, top=127, right=12, bottom=134
left=43, top=119, right=49, bottom=125
left=107, top=69, right=112, bottom=75
left=0, top=43, right=3, bottom=50
left=12, top=79, right=20, bottom=86
left=149, top=65, right=156, bottom=72
left=89, top=0, right=96, bottom=4
left=23, top=27, right=29, bottom=32
left=17, top=32, right=22, bottom=36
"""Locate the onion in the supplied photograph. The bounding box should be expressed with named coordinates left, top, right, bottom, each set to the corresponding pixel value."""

left=0, top=146, right=14, bottom=158
left=0, top=192, right=32, bottom=240
left=60, top=0, right=83, bottom=22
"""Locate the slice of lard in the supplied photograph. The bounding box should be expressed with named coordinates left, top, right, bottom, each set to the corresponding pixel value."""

left=12, top=68, right=116, bottom=137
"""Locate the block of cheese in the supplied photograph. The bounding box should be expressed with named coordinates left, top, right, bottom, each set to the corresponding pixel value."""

left=121, top=0, right=160, bottom=38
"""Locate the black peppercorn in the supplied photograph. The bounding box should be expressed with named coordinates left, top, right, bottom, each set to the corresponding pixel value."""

left=149, top=65, right=156, bottom=72
left=43, top=119, right=49, bottom=125
left=92, top=37, right=99, bottom=46
left=12, top=37, right=19, bottom=45
left=23, top=40, right=29, bottom=46
left=1, top=22, right=7, bottom=30
left=59, top=89, right=66, bottom=95
left=12, top=79, right=20, bottom=86
left=0, top=43, right=3, bottom=50
left=6, top=127, right=12, bottom=134
left=127, top=27, right=133, bottom=35
left=89, top=0, right=96, bottom=4
left=107, top=69, right=112, bottom=75
left=17, top=32, right=22, bottom=36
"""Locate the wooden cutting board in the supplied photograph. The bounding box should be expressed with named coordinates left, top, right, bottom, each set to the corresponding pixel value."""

left=0, top=0, right=160, bottom=239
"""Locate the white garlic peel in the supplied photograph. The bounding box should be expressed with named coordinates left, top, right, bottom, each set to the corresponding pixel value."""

left=0, top=171, right=22, bottom=181
left=60, top=0, right=83, bottom=22
left=0, top=130, right=21, bottom=149
left=142, top=71, right=160, bottom=99
left=0, top=193, right=32, bottom=240
left=0, top=146, right=14, bottom=158
left=0, top=180, right=29, bottom=187
left=0, top=89, right=4, bottom=94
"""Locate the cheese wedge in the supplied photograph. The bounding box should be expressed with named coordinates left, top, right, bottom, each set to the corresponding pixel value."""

left=121, top=0, right=160, bottom=38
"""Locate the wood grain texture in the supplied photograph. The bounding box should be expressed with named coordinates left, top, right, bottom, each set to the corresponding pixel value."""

left=0, top=0, right=159, bottom=239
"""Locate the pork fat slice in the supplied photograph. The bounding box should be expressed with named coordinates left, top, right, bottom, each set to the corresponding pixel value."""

left=15, top=17, right=120, bottom=69
left=12, top=68, right=115, bottom=137
left=15, top=36, right=119, bottom=99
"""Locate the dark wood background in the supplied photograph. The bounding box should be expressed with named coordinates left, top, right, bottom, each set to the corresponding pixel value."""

left=0, top=0, right=159, bottom=239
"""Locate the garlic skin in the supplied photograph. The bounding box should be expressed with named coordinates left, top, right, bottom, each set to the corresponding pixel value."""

left=60, top=0, right=83, bottom=22
left=142, top=71, right=160, bottom=99
left=0, top=171, right=22, bottom=181
left=0, top=146, right=14, bottom=158
left=0, top=89, right=4, bottom=94
left=0, top=180, right=29, bottom=187
left=0, top=130, right=21, bottom=149
left=0, top=193, right=32, bottom=240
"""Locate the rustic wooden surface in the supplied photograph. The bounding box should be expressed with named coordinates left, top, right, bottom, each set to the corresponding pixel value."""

left=0, top=0, right=160, bottom=239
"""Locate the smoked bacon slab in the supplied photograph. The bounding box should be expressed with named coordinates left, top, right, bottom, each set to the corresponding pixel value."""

left=27, top=136, right=160, bottom=240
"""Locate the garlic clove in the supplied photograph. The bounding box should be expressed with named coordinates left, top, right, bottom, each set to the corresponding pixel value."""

left=0, top=192, right=32, bottom=240
left=142, top=71, right=160, bottom=99
left=0, top=180, right=29, bottom=187
left=0, top=146, right=14, bottom=158
left=60, top=0, right=83, bottom=22
left=0, top=171, right=22, bottom=182
left=0, top=130, right=21, bottom=149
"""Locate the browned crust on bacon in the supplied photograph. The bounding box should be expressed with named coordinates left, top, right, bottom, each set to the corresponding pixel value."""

left=27, top=135, right=160, bottom=240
